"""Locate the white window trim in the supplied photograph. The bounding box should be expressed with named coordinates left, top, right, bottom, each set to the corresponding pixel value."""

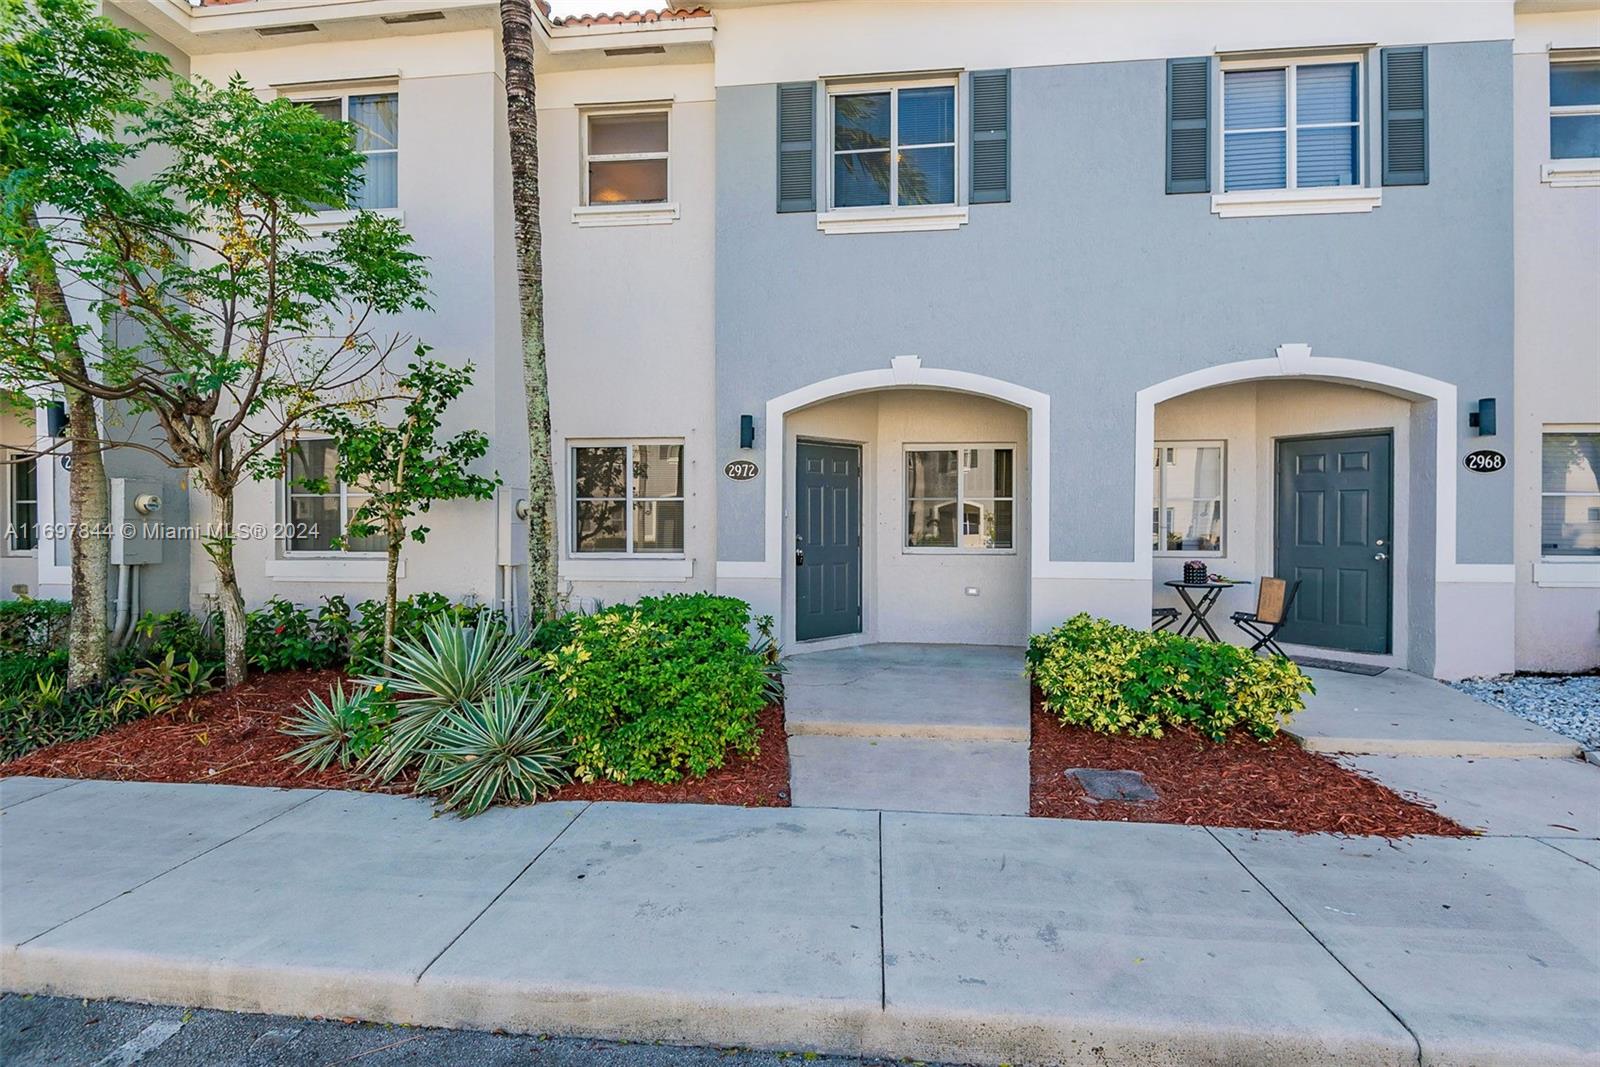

left=281, top=437, right=386, bottom=561
left=1543, top=53, right=1600, bottom=185
left=1153, top=440, right=1226, bottom=558
left=1213, top=52, right=1377, bottom=218
left=281, top=85, right=400, bottom=218
left=575, top=105, right=678, bottom=226
left=569, top=439, right=687, bottom=560
left=1538, top=425, right=1600, bottom=566
left=902, top=443, right=1017, bottom=555
left=4, top=450, right=39, bottom=557
left=821, top=76, right=968, bottom=235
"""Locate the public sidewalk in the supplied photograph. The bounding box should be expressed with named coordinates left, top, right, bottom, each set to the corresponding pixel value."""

left=2, top=777, right=1596, bottom=1067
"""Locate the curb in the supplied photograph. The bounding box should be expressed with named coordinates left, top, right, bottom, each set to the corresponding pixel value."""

left=1288, top=732, right=1583, bottom=759
left=3, top=944, right=1422, bottom=1067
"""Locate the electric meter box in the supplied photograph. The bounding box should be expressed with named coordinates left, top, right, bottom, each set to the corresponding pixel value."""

left=110, top=478, right=164, bottom=565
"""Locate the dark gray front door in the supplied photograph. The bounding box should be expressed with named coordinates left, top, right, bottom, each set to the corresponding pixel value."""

left=795, top=441, right=861, bottom=641
left=1276, top=433, right=1393, bottom=654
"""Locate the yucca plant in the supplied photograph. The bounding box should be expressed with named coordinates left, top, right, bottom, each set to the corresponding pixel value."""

left=359, top=617, right=538, bottom=782
left=280, top=684, right=390, bottom=772
left=416, top=686, right=570, bottom=817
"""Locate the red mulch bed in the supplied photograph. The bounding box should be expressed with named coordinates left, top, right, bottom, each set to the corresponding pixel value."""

left=548, top=705, right=791, bottom=807
left=1029, top=689, right=1469, bottom=837
left=1, top=672, right=791, bottom=808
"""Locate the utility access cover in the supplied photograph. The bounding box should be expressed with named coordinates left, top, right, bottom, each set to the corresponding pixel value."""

left=1066, top=768, right=1158, bottom=803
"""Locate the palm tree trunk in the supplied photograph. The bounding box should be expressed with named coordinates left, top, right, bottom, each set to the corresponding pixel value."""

left=499, top=0, right=560, bottom=620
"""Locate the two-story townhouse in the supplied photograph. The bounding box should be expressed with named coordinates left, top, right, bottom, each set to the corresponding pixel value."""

left=9, top=0, right=1594, bottom=682
left=1512, top=1, right=1600, bottom=672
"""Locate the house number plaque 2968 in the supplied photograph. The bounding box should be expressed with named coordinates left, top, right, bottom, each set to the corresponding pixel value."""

left=724, top=460, right=759, bottom=481
left=1463, top=449, right=1506, bottom=473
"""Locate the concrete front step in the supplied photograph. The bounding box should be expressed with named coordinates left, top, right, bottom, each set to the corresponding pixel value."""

left=787, top=735, right=1030, bottom=816
left=784, top=643, right=1029, bottom=741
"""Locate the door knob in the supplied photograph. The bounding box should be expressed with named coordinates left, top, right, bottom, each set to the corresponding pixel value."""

left=1374, top=552, right=1388, bottom=561
left=795, top=548, right=805, bottom=566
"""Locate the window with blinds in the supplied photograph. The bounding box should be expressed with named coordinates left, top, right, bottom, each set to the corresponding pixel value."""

left=1223, top=58, right=1361, bottom=192
left=1541, top=430, right=1600, bottom=556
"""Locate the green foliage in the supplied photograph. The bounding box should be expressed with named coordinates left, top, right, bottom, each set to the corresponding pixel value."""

left=0, top=598, right=71, bottom=654
left=358, top=616, right=538, bottom=783
left=130, top=609, right=221, bottom=667
left=346, top=592, right=497, bottom=672
left=279, top=683, right=391, bottom=772
left=1026, top=613, right=1314, bottom=742
left=543, top=594, right=769, bottom=785
left=125, top=650, right=218, bottom=710
left=0, top=647, right=66, bottom=699
left=750, top=613, right=786, bottom=705
left=243, top=596, right=351, bottom=672
left=0, top=675, right=121, bottom=761
left=415, top=687, right=570, bottom=817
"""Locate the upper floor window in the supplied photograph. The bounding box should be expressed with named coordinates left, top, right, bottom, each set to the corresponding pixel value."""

left=1223, top=58, right=1361, bottom=192
left=584, top=110, right=669, bottom=205
left=831, top=81, right=956, bottom=209
left=7, top=452, right=37, bottom=553
left=905, top=446, right=1013, bottom=551
left=301, top=92, right=399, bottom=210
left=1550, top=58, right=1600, bottom=160
left=1153, top=442, right=1224, bottom=555
left=572, top=442, right=684, bottom=555
left=1542, top=430, right=1600, bottom=557
left=283, top=438, right=385, bottom=555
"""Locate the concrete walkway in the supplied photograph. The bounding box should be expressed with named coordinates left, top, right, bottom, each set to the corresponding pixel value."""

left=783, top=644, right=1030, bottom=816
left=3, top=777, right=1597, bottom=1066
left=1288, top=667, right=1583, bottom=758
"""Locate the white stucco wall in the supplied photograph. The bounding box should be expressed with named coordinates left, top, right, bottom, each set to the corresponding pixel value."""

left=784, top=389, right=1029, bottom=648
left=1511, top=24, right=1600, bottom=672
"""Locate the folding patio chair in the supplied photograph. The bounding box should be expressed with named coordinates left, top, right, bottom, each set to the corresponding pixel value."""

left=1231, top=577, right=1299, bottom=656
left=1152, top=607, right=1180, bottom=632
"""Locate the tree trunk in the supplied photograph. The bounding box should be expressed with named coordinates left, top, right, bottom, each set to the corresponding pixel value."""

left=500, top=0, right=560, bottom=621
left=202, top=474, right=249, bottom=687
left=63, top=382, right=110, bottom=688
left=22, top=218, right=110, bottom=688
left=383, top=520, right=402, bottom=666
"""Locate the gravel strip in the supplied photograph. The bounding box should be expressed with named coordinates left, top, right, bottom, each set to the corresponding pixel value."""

left=1450, top=675, right=1600, bottom=751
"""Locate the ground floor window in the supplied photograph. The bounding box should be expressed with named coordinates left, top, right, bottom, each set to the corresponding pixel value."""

left=7, top=452, right=37, bottom=552
left=283, top=438, right=386, bottom=554
left=1153, top=442, right=1224, bottom=554
left=572, top=441, right=684, bottom=554
left=1541, top=429, right=1600, bottom=556
left=905, top=446, right=1014, bottom=550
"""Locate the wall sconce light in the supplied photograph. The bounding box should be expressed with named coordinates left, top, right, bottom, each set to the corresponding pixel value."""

left=45, top=401, right=68, bottom=438
left=1468, top=398, right=1497, bottom=436
left=739, top=414, right=756, bottom=450
left=514, top=499, right=531, bottom=520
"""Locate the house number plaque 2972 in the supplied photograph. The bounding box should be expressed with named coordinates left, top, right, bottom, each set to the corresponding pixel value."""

left=724, top=460, right=760, bottom=481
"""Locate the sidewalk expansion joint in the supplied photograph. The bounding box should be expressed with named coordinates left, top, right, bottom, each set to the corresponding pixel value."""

left=412, top=801, right=592, bottom=984
left=1202, top=826, right=1425, bottom=1067
left=16, top=788, right=329, bottom=949
left=876, top=810, right=886, bottom=1011
left=1534, top=836, right=1600, bottom=871
left=0, top=778, right=84, bottom=811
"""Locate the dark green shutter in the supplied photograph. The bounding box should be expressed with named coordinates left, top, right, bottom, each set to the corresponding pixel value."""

left=1166, top=57, right=1210, bottom=194
left=1381, top=47, right=1428, bottom=186
left=777, top=82, right=816, bottom=213
left=969, top=69, right=1011, bottom=204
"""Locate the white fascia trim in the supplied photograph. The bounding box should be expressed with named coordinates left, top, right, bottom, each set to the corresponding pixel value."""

left=561, top=557, right=694, bottom=582
left=546, top=22, right=715, bottom=54
left=817, top=205, right=969, bottom=235
left=571, top=202, right=680, bottom=228
left=1533, top=559, right=1600, bottom=587
left=302, top=208, right=404, bottom=232
left=1540, top=159, right=1600, bottom=188
left=1210, top=187, right=1382, bottom=218
left=264, top=556, right=397, bottom=583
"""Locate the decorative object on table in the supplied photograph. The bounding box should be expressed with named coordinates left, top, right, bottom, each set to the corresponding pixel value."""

left=1183, top=560, right=1209, bottom=585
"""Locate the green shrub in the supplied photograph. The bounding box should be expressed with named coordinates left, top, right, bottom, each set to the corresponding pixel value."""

left=543, top=593, right=769, bottom=784
left=416, top=687, right=570, bottom=816
left=1026, top=613, right=1313, bottom=741
left=0, top=648, right=67, bottom=700
left=0, top=675, right=122, bottom=761
left=244, top=596, right=352, bottom=672
left=130, top=609, right=222, bottom=668
left=0, top=598, right=71, bottom=654
left=345, top=593, right=500, bottom=670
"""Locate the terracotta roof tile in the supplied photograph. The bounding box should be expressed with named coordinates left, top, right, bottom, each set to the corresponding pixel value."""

left=547, top=5, right=711, bottom=27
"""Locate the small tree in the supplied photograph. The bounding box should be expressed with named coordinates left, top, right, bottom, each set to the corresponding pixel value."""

left=0, top=0, right=171, bottom=687
left=0, top=4, right=430, bottom=686
left=279, top=354, right=499, bottom=662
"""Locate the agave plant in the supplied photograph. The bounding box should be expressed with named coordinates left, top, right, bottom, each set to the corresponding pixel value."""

left=359, top=616, right=538, bottom=782
left=280, top=684, right=390, bottom=772
left=750, top=614, right=787, bottom=705
left=416, top=686, right=571, bottom=817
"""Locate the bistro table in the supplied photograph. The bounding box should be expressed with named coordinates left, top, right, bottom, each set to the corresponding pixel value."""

left=1163, top=578, right=1253, bottom=641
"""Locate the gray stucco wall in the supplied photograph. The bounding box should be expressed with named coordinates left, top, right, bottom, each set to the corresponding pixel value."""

left=715, top=41, right=1514, bottom=565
